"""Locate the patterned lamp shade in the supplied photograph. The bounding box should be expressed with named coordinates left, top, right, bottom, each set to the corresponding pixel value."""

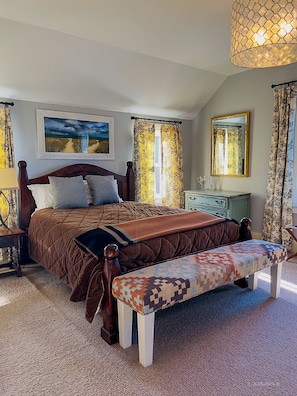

left=230, top=0, right=297, bottom=68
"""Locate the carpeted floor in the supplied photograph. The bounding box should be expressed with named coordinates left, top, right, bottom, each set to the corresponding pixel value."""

left=1, top=260, right=297, bottom=396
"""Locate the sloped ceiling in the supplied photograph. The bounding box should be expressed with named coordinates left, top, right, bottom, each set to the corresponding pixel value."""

left=0, top=0, right=247, bottom=119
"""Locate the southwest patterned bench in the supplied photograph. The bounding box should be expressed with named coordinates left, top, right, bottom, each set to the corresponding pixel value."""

left=112, top=239, right=287, bottom=367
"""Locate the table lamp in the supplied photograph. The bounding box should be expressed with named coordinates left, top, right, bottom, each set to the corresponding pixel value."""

left=0, top=168, right=19, bottom=229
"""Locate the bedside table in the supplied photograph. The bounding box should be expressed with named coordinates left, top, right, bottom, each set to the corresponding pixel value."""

left=0, top=227, right=25, bottom=277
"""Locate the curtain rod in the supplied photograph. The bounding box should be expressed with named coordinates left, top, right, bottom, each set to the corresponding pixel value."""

left=0, top=101, right=14, bottom=107
left=131, top=116, right=182, bottom=124
left=271, top=79, right=297, bottom=89
left=213, top=124, right=242, bottom=128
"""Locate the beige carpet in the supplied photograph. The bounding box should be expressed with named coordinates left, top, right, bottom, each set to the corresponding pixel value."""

left=1, top=261, right=297, bottom=396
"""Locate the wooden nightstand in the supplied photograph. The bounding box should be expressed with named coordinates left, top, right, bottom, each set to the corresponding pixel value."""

left=0, top=227, right=25, bottom=277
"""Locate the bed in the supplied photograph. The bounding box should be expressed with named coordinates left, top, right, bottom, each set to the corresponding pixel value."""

left=18, top=160, right=251, bottom=344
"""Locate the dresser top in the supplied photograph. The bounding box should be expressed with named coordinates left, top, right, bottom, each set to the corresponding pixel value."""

left=184, top=190, right=251, bottom=197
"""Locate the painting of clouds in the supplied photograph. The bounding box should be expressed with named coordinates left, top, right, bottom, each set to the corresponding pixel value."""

left=44, top=117, right=110, bottom=154
left=37, top=110, right=114, bottom=159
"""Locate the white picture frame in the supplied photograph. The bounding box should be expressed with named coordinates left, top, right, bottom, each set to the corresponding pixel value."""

left=36, top=109, right=115, bottom=160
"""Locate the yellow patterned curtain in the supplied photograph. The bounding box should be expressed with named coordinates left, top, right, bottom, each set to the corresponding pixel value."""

left=161, top=124, right=183, bottom=208
left=213, top=128, right=226, bottom=174
left=212, top=127, right=242, bottom=175
left=0, top=107, right=17, bottom=228
left=227, top=128, right=242, bottom=174
left=133, top=121, right=155, bottom=203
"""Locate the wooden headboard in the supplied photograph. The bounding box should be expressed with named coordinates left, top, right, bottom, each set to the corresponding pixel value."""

left=17, top=160, right=135, bottom=232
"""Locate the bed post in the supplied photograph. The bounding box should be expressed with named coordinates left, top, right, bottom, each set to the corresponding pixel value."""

left=239, top=217, right=252, bottom=241
left=234, top=217, right=252, bottom=288
left=126, top=161, right=135, bottom=201
left=18, top=161, right=34, bottom=263
left=101, top=244, right=121, bottom=345
left=18, top=161, right=31, bottom=231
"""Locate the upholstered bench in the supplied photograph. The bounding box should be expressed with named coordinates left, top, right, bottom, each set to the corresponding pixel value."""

left=112, top=239, right=287, bottom=367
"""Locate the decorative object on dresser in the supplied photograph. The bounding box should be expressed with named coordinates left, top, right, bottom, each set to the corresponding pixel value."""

left=184, top=190, right=250, bottom=223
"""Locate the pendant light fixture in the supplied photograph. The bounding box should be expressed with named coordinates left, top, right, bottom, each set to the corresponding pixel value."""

left=230, top=0, right=297, bottom=68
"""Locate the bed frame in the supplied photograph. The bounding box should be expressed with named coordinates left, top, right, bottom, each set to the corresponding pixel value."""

left=17, top=160, right=251, bottom=345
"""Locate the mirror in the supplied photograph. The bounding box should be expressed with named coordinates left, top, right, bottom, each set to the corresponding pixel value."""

left=210, top=111, right=250, bottom=177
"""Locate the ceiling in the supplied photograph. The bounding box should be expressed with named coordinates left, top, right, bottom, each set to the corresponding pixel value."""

left=0, top=0, right=247, bottom=120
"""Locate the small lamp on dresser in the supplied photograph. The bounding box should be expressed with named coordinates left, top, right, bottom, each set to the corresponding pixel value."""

left=0, top=167, right=24, bottom=277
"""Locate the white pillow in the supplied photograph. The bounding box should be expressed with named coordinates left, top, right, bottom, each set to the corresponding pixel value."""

left=114, top=179, right=123, bottom=202
left=28, top=184, right=53, bottom=210
left=83, top=180, right=93, bottom=205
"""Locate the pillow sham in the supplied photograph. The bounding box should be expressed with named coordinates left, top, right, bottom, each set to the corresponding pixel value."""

left=85, top=175, right=121, bottom=205
left=49, top=175, right=88, bottom=209
left=28, top=184, right=53, bottom=210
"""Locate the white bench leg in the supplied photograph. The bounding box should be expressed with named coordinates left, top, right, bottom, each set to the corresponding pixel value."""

left=248, top=272, right=258, bottom=290
left=117, top=299, right=133, bottom=349
left=137, top=312, right=155, bottom=368
left=270, top=262, right=282, bottom=299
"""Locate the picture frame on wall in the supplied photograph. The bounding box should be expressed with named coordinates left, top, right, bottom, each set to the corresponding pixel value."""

left=36, top=109, right=115, bottom=160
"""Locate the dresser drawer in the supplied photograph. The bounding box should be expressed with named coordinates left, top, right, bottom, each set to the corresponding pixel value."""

left=185, top=193, right=228, bottom=209
left=187, top=205, right=228, bottom=218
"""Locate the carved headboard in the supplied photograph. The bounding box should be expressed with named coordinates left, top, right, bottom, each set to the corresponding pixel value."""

left=17, top=161, right=135, bottom=232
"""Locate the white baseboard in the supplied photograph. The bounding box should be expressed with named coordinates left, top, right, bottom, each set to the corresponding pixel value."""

left=251, top=231, right=261, bottom=240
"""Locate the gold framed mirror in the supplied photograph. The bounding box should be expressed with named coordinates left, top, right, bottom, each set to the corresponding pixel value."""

left=210, top=111, right=250, bottom=177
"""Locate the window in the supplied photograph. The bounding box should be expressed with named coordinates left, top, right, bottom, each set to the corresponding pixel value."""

left=133, top=120, right=183, bottom=208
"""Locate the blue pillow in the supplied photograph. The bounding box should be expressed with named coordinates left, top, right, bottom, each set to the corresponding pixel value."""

left=49, top=175, right=88, bottom=209
left=85, top=175, right=121, bottom=205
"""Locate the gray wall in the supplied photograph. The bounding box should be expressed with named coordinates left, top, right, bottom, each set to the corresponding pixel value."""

left=10, top=100, right=192, bottom=188
left=192, top=62, right=297, bottom=235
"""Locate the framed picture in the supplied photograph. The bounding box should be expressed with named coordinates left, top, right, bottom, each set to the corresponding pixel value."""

left=36, top=109, right=115, bottom=160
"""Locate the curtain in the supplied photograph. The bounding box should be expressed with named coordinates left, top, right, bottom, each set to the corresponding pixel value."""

left=212, top=127, right=242, bottom=174
left=213, top=128, right=226, bottom=174
left=161, top=124, right=183, bottom=208
left=133, top=121, right=155, bottom=204
left=262, top=84, right=297, bottom=247
left=227, top=128, right=242, bottom=175
left=133, top=121, right=183, bottom=208
left=0, top=107, right=17, bottom=262
left=0, top=107, right=17, bottom=228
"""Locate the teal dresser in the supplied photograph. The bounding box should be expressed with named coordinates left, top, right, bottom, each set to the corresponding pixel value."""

left=184, top=190, right=251, bottom=223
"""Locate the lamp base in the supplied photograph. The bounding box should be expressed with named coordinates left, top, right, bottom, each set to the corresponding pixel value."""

left=0, top=213, right=9, bottom=230
left=0, top=190, right=11, bottom=231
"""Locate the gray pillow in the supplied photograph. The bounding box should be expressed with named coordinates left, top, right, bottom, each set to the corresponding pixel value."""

left=85, top=175, right=121, bottom=205
left=49, top=175, right=88, bottom=209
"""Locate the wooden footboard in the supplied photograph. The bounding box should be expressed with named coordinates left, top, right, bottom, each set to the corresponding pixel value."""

left=101, top=217, right=252, bottom=345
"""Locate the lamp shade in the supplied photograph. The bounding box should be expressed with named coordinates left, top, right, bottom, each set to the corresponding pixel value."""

left=230, top=0, right=297, bottom=68
left=0, top=168, right=19, bottom=190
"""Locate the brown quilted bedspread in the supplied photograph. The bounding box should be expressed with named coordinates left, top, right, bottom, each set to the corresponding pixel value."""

left=28, top=202, right=240, bottom=322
